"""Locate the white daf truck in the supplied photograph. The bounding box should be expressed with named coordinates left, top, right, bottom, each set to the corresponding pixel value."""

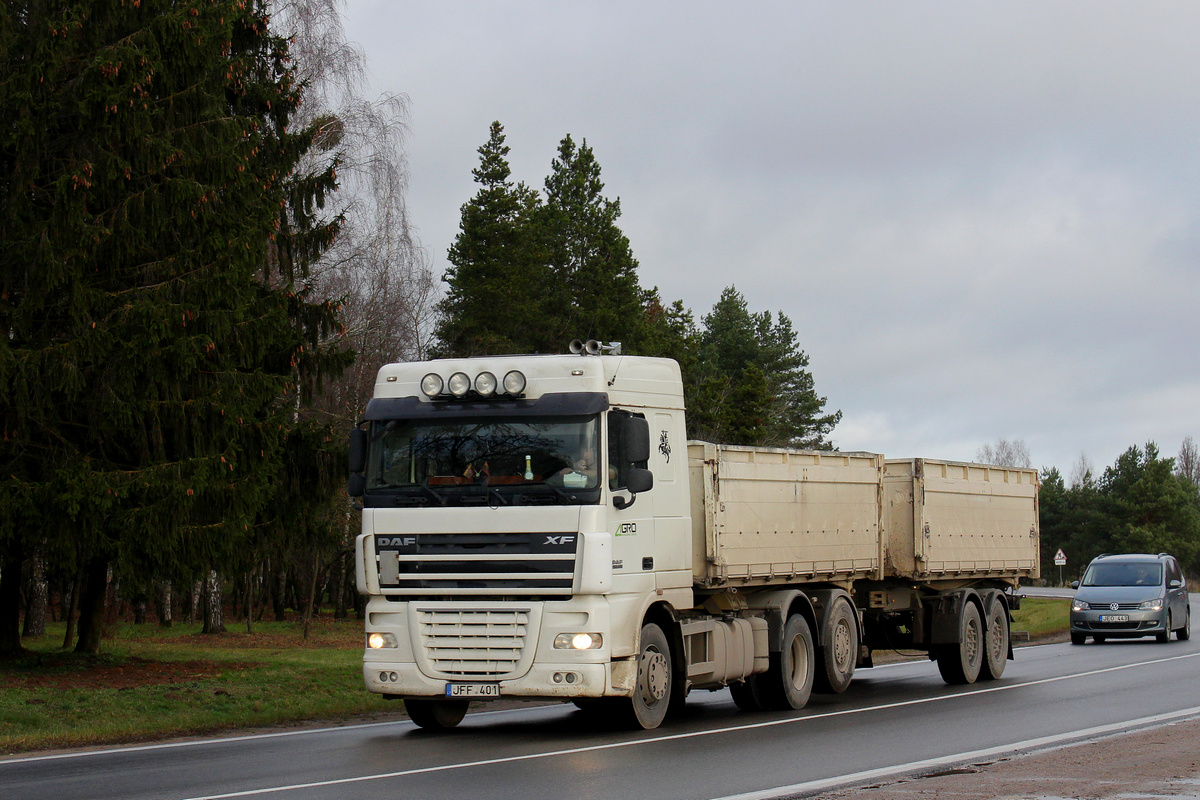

left=348, top=345, right=1040, bottom=730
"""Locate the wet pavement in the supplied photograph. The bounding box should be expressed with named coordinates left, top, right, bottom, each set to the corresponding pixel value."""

left=811, top=715, right=1200, bottom=800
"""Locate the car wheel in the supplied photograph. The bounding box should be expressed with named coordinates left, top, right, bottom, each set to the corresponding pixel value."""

left=1070, top=632, right=1086, bottom=645
left=1157, top=612, right=1173, bottom=643
left=1179, top=610, right=1191, bottom=641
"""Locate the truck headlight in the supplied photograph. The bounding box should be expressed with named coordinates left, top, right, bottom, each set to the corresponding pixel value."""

left=554, top=632, right=603, bottom=650
left=367, top=632, right=398, bottom=649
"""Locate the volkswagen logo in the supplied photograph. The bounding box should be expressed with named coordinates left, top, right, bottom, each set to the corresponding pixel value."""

left=1110, top=602, right=1119, bottom=611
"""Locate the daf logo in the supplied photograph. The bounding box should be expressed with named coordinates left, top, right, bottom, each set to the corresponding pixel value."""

left=545, top=536, right=575, bottom=546
left=378, top=537, right=417, bottom=547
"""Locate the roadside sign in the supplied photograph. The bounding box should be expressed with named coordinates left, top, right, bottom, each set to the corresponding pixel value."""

left=1054, top=548, right=1067, bottom=566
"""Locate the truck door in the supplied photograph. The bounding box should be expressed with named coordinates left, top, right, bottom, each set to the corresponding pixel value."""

left=608, top=410, right=655, bottom=581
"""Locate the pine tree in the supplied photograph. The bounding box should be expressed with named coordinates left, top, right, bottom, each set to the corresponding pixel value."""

left=0, top=0, right=340, bottom=654
left=435, top=121, right=548, bottom=356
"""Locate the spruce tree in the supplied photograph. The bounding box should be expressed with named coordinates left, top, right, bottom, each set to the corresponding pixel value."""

left=541, top=134, right=645, bottom=349
left=0, top=0, right=339, bottom=653
left=435, top=121, right=548, bottom=356
left=689, top=287, right=841, bottom=449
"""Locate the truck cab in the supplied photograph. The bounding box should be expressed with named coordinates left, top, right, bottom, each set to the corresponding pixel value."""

left=349, top=350, right=691, bottom=728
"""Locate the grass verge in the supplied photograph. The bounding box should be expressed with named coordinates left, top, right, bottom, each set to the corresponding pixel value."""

left=0, top=618, right=392, bottom=755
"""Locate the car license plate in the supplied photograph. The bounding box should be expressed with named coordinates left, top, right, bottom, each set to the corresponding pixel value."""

left=1099, top=614, right=1129, bottom=622
left=446, top=683, right=500, bottom=698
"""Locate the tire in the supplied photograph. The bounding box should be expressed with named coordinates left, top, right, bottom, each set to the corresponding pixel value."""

left=754, top=614, right=815, bottom=711
left=937, top=600, right=983, bottom=685
left=1157, top=613, right=1172, bottom=643
left=1070, top=632, right=1086, bottom=645
left=405, top=699, right=468, bottom=730
left=620, top=622, right=673, bottom=730
left=814, top=599, right=858, bottom=694
left=729, top=679, right=764, bottom=711
left=1178, top=610, right=1191, bottom=641
left=980, top=599, right=1010, bottom=681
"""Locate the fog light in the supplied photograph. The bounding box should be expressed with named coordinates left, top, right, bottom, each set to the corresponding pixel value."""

left=368, top=632, right=398, bottom=649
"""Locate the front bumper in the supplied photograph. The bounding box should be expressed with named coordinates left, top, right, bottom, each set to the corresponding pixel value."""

left=363, top=660, right=615, bottom=700
left=1070, top=609, right=1168, bottom=638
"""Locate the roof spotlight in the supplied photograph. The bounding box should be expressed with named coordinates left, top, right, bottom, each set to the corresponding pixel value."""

left=474, top=371, right=497, bottom=397
left=502, top=370, right=526, bottom=395
left=447, top=372, right=471, bottom=397
left=420, top=373, right=444, bottom=398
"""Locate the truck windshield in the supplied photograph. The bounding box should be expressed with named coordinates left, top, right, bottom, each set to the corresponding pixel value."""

left=364, top=415, right=602, bottom=506
left=1082, top=562, right=1163, bottom=587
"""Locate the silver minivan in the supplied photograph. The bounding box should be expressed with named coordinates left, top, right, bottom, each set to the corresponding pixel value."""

left=1070, top=553, right=1191, bottom=644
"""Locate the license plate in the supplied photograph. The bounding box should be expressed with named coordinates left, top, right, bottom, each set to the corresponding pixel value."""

left=1099, top=614, right=1129, bottom=622
left=446, top=683, right=500, bottom=698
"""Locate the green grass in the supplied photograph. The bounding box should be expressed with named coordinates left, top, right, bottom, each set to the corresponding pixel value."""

left=1011, top=596, right=1071, bottom=639
left=0, top=617, right=394, bottom=755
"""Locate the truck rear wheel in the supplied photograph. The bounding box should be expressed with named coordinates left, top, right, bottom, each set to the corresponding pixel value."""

left=405, top=699, right=468, bottom=730
left=980, top=599, right=1009, bottom=680
left=621, top=622, right=673, bottom=730
left=937, top=601, right=983, bottom=685
left=756, top=614, right=814, bottom=711
left=814, top=598, right=858, bottom=694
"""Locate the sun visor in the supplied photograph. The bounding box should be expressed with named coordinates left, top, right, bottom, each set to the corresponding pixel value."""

left=362, top=392, right=609, bottom=421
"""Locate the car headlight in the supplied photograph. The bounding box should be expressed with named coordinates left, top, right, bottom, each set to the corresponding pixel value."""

left=553, top=632, right=603, bottom=650
left=1139, top=598, right=1165, bottom=611
left=1071, top=599, right=1088, bottom=612
left=367, top=632, right=399, bottom=649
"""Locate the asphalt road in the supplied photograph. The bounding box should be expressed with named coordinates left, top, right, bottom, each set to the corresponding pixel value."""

left=3, top=596, right=1197, bottom=800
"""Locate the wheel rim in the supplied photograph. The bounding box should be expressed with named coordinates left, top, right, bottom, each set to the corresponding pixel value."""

left=832, top=618, right=854, bottom=673
left=788, top=634, right=810, bottom=689
left=964, top=615, right=981, bottom=666
left=988, top=610, right=1006, bottom=664
left=640, top=646, right=669, bottom=704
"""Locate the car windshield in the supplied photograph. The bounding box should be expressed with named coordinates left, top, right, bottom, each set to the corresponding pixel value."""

left=1081, top=562, right=1163, bottom=587
left=364, top=414, right=602, bottom=506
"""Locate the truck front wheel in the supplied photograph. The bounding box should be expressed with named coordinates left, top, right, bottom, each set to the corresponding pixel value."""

left=937, top=601, right=983, bottom=685
left=405, top=699, right=468, bottom=730
left=622, top=622, right=673, bottom=730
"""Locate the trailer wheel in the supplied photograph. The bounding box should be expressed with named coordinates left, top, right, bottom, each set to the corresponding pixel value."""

left=980, top=600, right=1009, bottom=680
left=405, top=699, right=468, bottom=730
left=621, top=622, right=673, bottom=730
left=937, top=601, right=983, bottom=685
left=814, top=598, right=858, bottom=694
left=756, top=614, right=815, bottom=711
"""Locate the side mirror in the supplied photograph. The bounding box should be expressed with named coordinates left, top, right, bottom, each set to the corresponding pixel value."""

left=614, top=467, right=653, bottom=510
left=621, top=416, right=651, bottom=463
left=1070, top=580, right=1080, bottom=590
left=348, top=427, right=367, bottom=474
left=348, top=472, right=365, bottom=498
left=1170, top=579, right=1183, bottom=589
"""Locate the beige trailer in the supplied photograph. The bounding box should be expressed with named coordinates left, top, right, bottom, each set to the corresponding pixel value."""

left=683, top=442, right=1039, bottom=701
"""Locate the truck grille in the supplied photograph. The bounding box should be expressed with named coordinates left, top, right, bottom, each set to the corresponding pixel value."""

left=376, top=532, right=577, bottom=596
left=415, top=607, right=536, bottom=679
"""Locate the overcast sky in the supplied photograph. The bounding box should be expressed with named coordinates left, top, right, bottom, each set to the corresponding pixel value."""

left=340, top=1, right=1200, bottom=476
